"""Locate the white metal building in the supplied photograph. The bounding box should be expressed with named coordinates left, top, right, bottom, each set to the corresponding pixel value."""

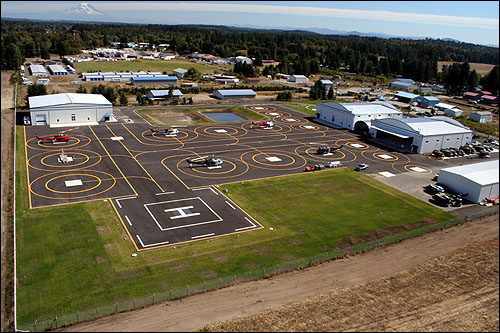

left=437, top=160, right=499, bottom=203
left=289, top=75, right=309, bottom=84
left=213, top=89, right=256, bottom=99
left=390, top=81, right=417, bottom=91
left=369, top=116, right=473, bottom=153
left=130, top=76, right=178, bottom=86
left=146, top=89, right=183, bottom=100
left=29, top=93, right=113, bottom=126
left=47, top=65, right=68, bottom=76
left=469, top=111, right=493, bottom=123
left=30, top=65, right=49, bottom=77
left=315, top=102, right=403, bottom=132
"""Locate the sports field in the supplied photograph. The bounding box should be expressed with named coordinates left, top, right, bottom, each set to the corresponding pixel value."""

left=72, top=59, right=223, bottom=74
left=15, top=118, right=455, bottom=327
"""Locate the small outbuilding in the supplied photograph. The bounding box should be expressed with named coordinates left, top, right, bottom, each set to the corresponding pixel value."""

left=417, top=96, right=440, bottom=107
left=213, top=89, right=256, bottom=99
left=172, top=68, right=188, bottom=78
left=29, top=93, right=113, bottom=126
left=469, top=111, right=493, bottom=123
left=394, top=91, right=420, bottom=103
left=47, top=65, right=68, bottom=76
left=289, top=75, right=309, bottom=84
left=444, top=108, right=462, bottom=117
left=390, top=81, right=417, bottom=91
left=437, top=160, right=499, bottom=204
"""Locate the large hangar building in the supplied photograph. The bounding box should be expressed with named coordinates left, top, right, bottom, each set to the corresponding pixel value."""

left=315, top=102, right=403, bottom=132
left=437, top=160, right=499, bottom=204
left=369, top=116, right=473, bottom=153
left=28, top=93, right=113, bottom=126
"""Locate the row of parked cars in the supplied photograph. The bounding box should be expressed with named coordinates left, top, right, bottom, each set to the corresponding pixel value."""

left=424, top=183, right=465, bottom=207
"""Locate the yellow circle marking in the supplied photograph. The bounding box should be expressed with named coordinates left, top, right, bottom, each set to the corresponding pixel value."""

left=240, top=151, right=307, bottom=170
left=372, top=152, right=399, bottom=162
left=28, top=149, right=102, bottom=172
left=404, top=164, right=433, bottom=174
left=172, top=157, right=249, bottom=179
left=251, top=152, right=295, bottom=166
left=45, top=173, right=102, bottom=194
left=27, top=135, right=91, bottom=151
left=40, top=152, right=90, bottom=168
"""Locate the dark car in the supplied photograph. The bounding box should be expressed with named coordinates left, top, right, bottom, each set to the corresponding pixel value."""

left=441, top=149, right=452, bottom=157
left=425, top=184, right=445, bottom=194
left=432, top=150, right=444, bottom=157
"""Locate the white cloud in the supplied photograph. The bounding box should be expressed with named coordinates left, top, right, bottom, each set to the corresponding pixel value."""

left=92, top=2, right=498, bottom=29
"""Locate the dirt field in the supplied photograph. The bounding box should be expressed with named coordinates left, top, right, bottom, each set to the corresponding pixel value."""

left=60, top=213, right=499, bottom=332
left=438, top=61, right=496, bottom=76
left=1, top=70, right=15, bottom=332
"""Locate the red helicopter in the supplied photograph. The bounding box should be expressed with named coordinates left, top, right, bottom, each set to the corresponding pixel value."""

left=35, top=127, right=77, bottom=144
left=251, top=119, right=274, bottom=129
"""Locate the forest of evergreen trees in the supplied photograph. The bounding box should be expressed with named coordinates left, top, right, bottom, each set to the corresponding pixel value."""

left=1, top=19, right=499, bottom=93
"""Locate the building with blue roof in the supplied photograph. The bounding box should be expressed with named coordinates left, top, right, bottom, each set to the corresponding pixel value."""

left=146, top=89, right=183, bottom=100
left=394, top=91, right=420, bottom=103
left=369, top=116, right=472, bottom=153
left=417, top=96, right=440, bottom=107
left=213, top=89, right=256, bottom=99
left=130, top=75, right=178, bottom=86
left=390, top=81, right=417, bottom=91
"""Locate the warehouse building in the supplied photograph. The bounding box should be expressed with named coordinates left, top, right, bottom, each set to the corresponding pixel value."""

left=469, top=111, right=493, bottom=123
left=394, top=91, right=420, bottom=103
left=213, top=89, right=256, bottom=99
left=369, top=116, right=473, bottom=153
left=315, top=101, right=402, bottom=132
left=130, top=75, right=178, bottom=86
left=47, top=64, right=68, bottom=76
left=289, top=75, right=309, bottom=84
left=444, top=108, right=462, bottom=117
left=30, top=65, right=49, bottom=77
left=29, top=93, right=113, bottom=126
left=146, top=89, right=183, bottom=100
left=437, top=160, right=499, bottom=204
left=390, top=81, right=417, bottom=91
left=319, top=79, right=333, bottom=92
left=417, top=96, right=440, bottom=107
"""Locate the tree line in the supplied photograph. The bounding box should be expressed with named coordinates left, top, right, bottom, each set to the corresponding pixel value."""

left=2, top=19, right=498, bottom=84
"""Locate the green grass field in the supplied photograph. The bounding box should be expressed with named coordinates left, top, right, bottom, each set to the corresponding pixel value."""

left=73, top=59, right=222, bottom=74
left=283, top=100, right=343, bottom=116
left=15, top=126, right=455, bottom=328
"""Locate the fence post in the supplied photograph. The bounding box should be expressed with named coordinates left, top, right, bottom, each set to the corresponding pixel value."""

left=34, top=320, right=37, bottom=332
left=77, top=310, right=80, bottom=323
left=203, top=280, right=206, bottom=291
left=153, top=293, right=155, bottom=304
left=115, top=302, right=118, bottom=314
left=133, top=297, right=136, bottom=309
left=55, top=316, right=58, bottom=328
left=169, top=290, right=172, bottom=300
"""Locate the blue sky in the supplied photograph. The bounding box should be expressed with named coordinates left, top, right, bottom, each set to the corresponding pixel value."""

left=2, top=1, right=499, bottom=46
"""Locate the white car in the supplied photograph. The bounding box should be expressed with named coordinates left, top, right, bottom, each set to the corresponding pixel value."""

left=354, top=163, right=369, bottom=171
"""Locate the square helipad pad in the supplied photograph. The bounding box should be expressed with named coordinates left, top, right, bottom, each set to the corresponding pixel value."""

left=254, top=107, right=264, bottom=110
left=349, top=143, right=365, bottom=148
left=111, top=136, right=124, bottom=141
left=410, top=167, right=427, bottom=173
left=379, top=171, right=395, bottom=177
left=285, top=119, right=296, bottom=122
left=269, top=112, right=279, bottom=116
left=304, top=126, right=316, bottom=129
left=265, top=156, right=282, bottom=162
left=214, top=129, right=227, bottom=133
left=376, top=154, right=394, bottom=159
left=65, top=179, right=83, bottom=187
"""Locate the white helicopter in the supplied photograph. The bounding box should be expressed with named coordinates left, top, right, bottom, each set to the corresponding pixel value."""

left=186, top=155, right=223, bottom=168
left=150, top=126, right=179, bottom=136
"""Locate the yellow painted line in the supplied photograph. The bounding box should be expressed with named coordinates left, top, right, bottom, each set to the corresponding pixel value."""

left=110, top=199, right=140, bottom=252
left=28, top=194, right=136, bottom=210
left=105, top=124, right=164, bottom=192
left=89, top=125, right=138, bottom=196
left=160, top=160, right=190, bottom=189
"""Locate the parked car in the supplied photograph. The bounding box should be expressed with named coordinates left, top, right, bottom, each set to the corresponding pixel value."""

left=425, top=184, right=445, bottom=194
left=354, top=163, right=369, bottom=171
left=432, top=150, right=444, bottom=157
left=23, top=116, right=30, bottom=125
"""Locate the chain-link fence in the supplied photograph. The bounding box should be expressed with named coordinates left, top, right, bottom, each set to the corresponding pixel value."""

left=19, top=217, right=468, bottom=332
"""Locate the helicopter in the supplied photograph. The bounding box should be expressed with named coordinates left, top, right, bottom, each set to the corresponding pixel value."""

left=251, top=119, right=274, bottom=129
left=310, top=143, right=344, bottom=155
left=35, top=127, right=77, bottom=144
left=186, top=155, right=223, bottom=168
left=150, top=126, right=179, bottom=136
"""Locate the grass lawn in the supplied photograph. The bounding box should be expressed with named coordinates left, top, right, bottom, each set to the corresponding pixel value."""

left=73, top=59, right=219, bottom=74
left=15, top=126, right=455, bottom=329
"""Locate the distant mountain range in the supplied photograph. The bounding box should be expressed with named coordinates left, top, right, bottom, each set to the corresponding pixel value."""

left=2, top=2, right=497, bottom=48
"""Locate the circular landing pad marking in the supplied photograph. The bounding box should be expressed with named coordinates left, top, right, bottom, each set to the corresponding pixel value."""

left=196, top=125, right=248, bottom=138
left=27, top=135, right=92, bottom=151
left=404, top=164, right=433, bottom=174
left=372, top=152, right=399, bottom=161
left=305, top=147, right=346, bottom=160
left=28, top=149, right=102, bottom=172
left=141, top=129, right=191, bottom=142
left=174, top=156, right=250, bottom=179
left=240, top=151, right=307, bottom=170
left=346, top=142, right=369, bottom=149
left=30, top=170, right=117, bottom=200
left=277, top=116, right=307, bottom=124
left=248, top=106, right=277, bottom=113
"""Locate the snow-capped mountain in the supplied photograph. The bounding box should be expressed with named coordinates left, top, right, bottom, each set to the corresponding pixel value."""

left=64, top=3, right=104, bottom=17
